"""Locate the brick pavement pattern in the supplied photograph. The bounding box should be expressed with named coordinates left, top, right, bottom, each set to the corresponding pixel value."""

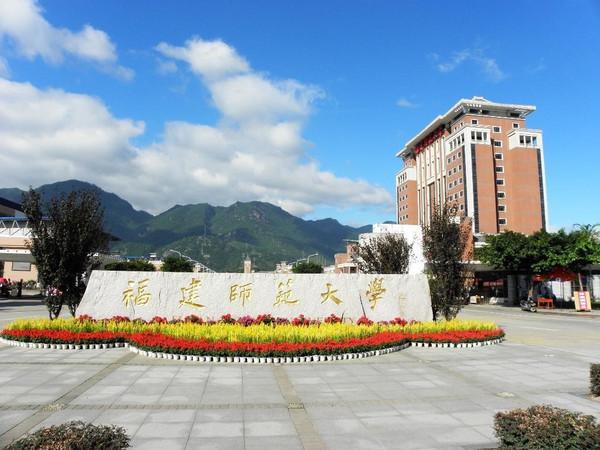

left=0, top=305, right=599, bottom=449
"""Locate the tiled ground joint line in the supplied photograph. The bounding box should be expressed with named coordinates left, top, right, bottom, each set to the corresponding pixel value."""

left=273, top=365, right=327, bottom=450
left=0, top=351, right=136, bottom=448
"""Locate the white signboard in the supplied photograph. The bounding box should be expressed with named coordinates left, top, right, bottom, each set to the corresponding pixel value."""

left=77, top=271, right=432, bottom=322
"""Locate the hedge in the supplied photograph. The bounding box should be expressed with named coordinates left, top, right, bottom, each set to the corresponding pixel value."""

left=494, top=405, right=600, bottom=450
left=5, top=421, right=129, bottom=450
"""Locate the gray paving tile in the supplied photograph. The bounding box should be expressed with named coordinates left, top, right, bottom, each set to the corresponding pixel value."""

left=131, top=438, right=188, bottom=449
left=244, top=420, right=297, bottom=437
left=185, top=437, right=244, bottom=449
left=244, top=435, right=303, bottom=449
left=135, top=422, right=192, bottom=439
left=190, top=421, right=243, bottom=438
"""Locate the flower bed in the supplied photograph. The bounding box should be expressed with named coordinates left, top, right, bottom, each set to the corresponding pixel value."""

left=1, top=315, right=505, bottom=360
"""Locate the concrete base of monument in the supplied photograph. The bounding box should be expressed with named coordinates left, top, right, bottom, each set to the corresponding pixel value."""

left=0, top=337, right=505, bottom=363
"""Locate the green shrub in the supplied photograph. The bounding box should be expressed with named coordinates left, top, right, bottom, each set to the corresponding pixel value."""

left=104, top=260, right=155, bottom=271
left=592, top=364, right=600, bottom=396
left=161, top=255, right=194, bottom=272
left=6, top=420, right=130, bottom=449
left=494, top=405, right=600, bottom=450
left=292, top=261, right=323, bottom=273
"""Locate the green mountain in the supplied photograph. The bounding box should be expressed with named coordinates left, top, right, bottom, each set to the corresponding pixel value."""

left=0, top=180, right=371, bottom=272
left=0, top=180, right=152, bottom=241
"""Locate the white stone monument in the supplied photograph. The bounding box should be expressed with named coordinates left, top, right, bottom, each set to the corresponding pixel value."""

left=77, top=271, right=433, bottom=322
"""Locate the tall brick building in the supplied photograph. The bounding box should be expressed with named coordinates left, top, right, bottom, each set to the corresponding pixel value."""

left=396, top=96, right=547, bottom=236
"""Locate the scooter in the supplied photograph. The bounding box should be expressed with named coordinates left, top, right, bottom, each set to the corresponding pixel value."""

left=520, top=296, right=537, bottom=312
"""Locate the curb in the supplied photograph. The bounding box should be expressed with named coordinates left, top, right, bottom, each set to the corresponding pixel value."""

left=125, top=342, right=413, bottom=364
left=0, top=337, right=127, bottom=350
left=467, top=305, right=599, bottom=319
left=410, top=338, right=504, bottom=349
left=0, top=336, right=504, bottom=363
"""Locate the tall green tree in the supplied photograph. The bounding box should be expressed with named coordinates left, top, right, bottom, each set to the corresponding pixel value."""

left=479, top=227, right=600, bottom=294
left=477, top=231, right=535, bottom=274
left=555, top=229, right=600, bottom=290
left=422, top=204, right=470, bottom=320
left=22, top=189, right=109, bottom=318
left=353, top=233, right=412, bottom=274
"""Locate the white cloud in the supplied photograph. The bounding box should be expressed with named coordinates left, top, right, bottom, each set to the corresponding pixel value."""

left=0, top=56, right=9, bottom=77
left=396, top=97, right=418, bottom=108
left=156, top=38, right=249, bottom=80
left=156, top=59, right=177, bottom=75
left=0, top=37, right=391, bottom=217
left=435, top=48, right=506, bottom=82
left=0, top=0, right=132, bottom=78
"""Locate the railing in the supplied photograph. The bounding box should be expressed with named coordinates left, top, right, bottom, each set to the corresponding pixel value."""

left=0, top=218, right=31, bottom=238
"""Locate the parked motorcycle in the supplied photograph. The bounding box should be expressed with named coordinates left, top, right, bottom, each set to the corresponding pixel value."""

left=520, top=296, right=537, bottom=312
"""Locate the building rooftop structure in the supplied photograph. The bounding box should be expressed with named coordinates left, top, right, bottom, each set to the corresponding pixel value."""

left=396, top=97, right=536, bottom=158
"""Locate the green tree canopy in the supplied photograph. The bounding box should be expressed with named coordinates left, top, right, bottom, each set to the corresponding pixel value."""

left=479, top=227, right=600, bottom=290
left=292, top=261, right=324, bottom=273
left=22, top=189, right=109, bottom=318
left=161, top=255, right=194, bottom=272
left=422, top=204, right=470, bottom=320
left=353, top=234, right=412, bottom=274
left=104, top=260, right=155, bottom=271
left=477, top=231, right=534, bottom=273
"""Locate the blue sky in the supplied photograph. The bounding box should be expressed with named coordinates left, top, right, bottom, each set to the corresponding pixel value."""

left=1, top=0, right=599, bottom=229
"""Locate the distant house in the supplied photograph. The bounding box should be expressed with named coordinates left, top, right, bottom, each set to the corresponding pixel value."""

left=333, top=240, right=359, bottom=273
left=0, top=197, right=38, bottom=282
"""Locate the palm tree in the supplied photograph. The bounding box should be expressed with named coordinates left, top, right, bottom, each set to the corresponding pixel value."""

left=574, top=223, right=600, bottom=240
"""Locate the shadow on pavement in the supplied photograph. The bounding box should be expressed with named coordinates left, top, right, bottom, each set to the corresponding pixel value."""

left=0, top=297, right=45, bottom=309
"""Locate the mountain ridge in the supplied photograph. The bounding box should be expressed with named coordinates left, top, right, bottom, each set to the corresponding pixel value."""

left=0, top=180, right=373, bottom=272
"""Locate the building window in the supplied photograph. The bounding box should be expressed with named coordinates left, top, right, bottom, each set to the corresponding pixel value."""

left=459, top=204, right=464, bottom=211
left=498, top=205, right=506, bottom=212
left=513, top=123, right=520, bottom=129
left=12, top=262, right=31, bottom=271
left=495, top=153, right=503, bottom=160
left=471, top=119, right=478, bottom=125
left=493, top=141, right=502, bottom=147
left=495, top=166, right=504, bottom=173
left=493, top=126, right=501, bottom=133
left=496, top=179, right=505, bottom=185
left=497, top=192, right=506, bottom=198
left=499, top=218, right=507, bottom=225
left=459, top=191, right=463, bottom=197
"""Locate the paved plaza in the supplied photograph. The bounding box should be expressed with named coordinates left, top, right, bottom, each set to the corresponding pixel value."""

left=0, top=300, right=598, bottom=449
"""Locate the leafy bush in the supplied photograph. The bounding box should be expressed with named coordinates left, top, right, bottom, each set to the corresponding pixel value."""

left=494, top=405, right=600, bottom=450
left=592, top=364, right=600, bottom=396
left=292, top=261, right=323, bottom=273
left=6, top=420, right=129, bottom=449
left=104, top=260, right=155, bottom=271
left=161, top=255, right=194, bottom=272
left=353, top=233, right=412, bottom=274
